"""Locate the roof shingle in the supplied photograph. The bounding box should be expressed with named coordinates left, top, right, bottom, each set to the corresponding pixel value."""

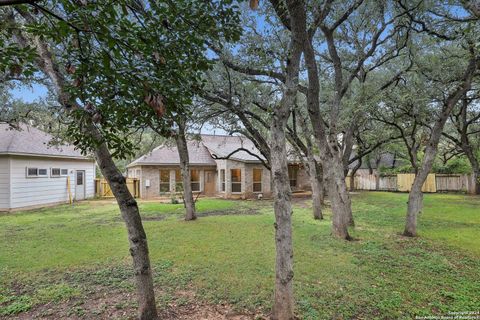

left=0, top=123, right=87, bottom=159
left=128, top=139, right=217, bottom=166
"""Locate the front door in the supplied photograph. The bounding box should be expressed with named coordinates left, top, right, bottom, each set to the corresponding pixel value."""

left=75, top=170, right=86, bottom=200
left=204, top=170, right=216, bottom=196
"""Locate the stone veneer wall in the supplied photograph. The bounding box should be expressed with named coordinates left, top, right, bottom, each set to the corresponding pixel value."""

left=135, top=165, right=216, bottom=199
left=215, top=159, right=272, bottom=199
left=129, top=161, right=303, bottom=199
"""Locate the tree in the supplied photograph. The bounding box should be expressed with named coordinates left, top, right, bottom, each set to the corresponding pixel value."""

left=204, top=1, right=303, bottom=317
left=4, top=1, right=241, bottom=318
left=442, top=91, right=480, bottom=194
left=398, top=1, right=480, bottom=237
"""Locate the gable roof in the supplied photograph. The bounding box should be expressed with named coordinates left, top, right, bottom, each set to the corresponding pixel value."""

left=128, top=139, right=217, bottom=167
left=128, top=134, right=269, bottom=168
left=201, top=134, right=265, bottom=162
left=0, top=123, right=88, bottom=159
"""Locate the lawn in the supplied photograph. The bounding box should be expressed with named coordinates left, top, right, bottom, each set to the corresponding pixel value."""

left=1, top=193, right=479, bottom=319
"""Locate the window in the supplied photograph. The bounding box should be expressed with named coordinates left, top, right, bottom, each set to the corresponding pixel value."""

left=76, top=171, right=84, bottom=185
left=253, top=168, right=262, bottom=192
left=136, top=169, right=141, bottom=178
left=61, top=169, right=69, bottom=176
left=191, top=169, right=200, bottom=192
left=231, top=169, right=241, bottom=193
left=51, top=168, right=61, bottom=177
left=27, top=167, right=38, bottom=177
left=175, top=169, right=183, bottom=192
left=26, top=167, right=48, bottom=178
left=288, top=165, right=298, bottom=187
left=220, top=169, right=225, bottom=192
left=159, top=170, right=170, bottom=193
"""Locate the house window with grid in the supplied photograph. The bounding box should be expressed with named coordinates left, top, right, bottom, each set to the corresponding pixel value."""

left=253, top=168, right=262, bottom=193
left=191, top=169, right=200, bottom=192
left=231, top=169, right=241, bottom=193
left=288, top=165, right=298, bottom=188
left=175, top=169, right=183, bottom=192
left=26, top=167, right=48, bottom=177
left=51, top=168, right=61, bottom=177
left=159, top=170, right=170, bottom=193
left=220, top=169, right=225, bottom=192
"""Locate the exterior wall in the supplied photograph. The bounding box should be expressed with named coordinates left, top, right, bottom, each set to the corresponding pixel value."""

left=222, top=159, right=246, bottom=199
left=244, top=163, right=272, bottom=198
left=216, top=160, right=271, bottom=199
left=136, top=161, right=273, bottom=199
left=296, top=164, right=310, bottom=191
left=0, top=157, right=10, bottom=210
left=8, top=155, right=95, bottom=209
left=138, top=165, right=215, bottom=199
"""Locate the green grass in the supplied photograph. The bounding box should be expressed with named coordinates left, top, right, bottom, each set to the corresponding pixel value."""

left=1, top=193, right=479, bottom=319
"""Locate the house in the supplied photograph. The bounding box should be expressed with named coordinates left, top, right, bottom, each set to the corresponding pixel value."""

left=127, top=135, right=310, bottom=199
left=349, top=152, right=404, bottom=176
left=0, top=124, right=95, bottom=211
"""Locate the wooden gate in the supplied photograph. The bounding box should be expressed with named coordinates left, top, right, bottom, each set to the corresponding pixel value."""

left=95, top=178, right=140, bottom=198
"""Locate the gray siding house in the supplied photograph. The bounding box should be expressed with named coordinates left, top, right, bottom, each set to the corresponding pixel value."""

left=0, top=124, right=95, bottom=211
left=127, top=135, right=310, bottom=199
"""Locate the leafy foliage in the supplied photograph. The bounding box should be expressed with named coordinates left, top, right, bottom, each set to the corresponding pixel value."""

left=8, top=0, right=241, bottom=158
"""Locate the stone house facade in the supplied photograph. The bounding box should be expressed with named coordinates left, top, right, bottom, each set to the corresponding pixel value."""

left=127, top=135, right=310, bottom=199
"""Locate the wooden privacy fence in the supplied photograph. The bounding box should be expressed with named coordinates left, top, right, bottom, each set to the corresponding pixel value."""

left=95, top=178, right=140, bottom=198
left=397, top=174, right=436, bottom=192
left=347, top=173, right=475, bottom=194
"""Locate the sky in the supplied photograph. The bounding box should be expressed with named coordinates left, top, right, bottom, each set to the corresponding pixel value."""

left=11, top=83, right=49, bottom=103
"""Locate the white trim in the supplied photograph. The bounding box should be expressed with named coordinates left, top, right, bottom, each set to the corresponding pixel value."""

left=0, top=152, right=91, bottom=160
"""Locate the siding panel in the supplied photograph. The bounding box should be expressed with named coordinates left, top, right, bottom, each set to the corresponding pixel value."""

left=0, top=157, right=10, bottom=209
left=9, top=156, right=95, bottom=209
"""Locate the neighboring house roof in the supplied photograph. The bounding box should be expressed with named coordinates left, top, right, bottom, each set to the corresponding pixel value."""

left=128, top=139, right=217, bottom=167
left=349, top=152, right=403, bottom=170
left=0, top=123, right=88, bottom=159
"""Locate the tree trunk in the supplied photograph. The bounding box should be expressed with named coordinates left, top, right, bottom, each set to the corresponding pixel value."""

left=374, top=157, right=381, bottom=190
left=14, top=15, right=159, bottom=318
left=462, top=141, right=480, bottom=195
left=300, top=12, right=353, bottom=238
left=175, top=118, right=196, bottom=220
left=271, top=118, right=295, bottom=320
left=316, top=163, right=325, bottom=205
left=404, top=56, right=477, bottom=237
left=270, top=2, right=304, bottom=317
left=404, top=179, right=423, bottom=237
left=349, top=174, right=355, bottom=192
left=375, top=173, right=380, bottom=191
left=473, top=170, right=480, bottom=195
left=350, top=157, right=362, bottom=192
left=94, top=137, right=158, bottom=319
left=308, top=156, right=323, bottom=220
left=325, top=155, right=354, bottom=237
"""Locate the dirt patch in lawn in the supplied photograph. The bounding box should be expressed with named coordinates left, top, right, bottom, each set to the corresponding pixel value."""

left=159, top=290, right=265, bottom=320
left=3, top=288, right=264, bottom=320
left=195, top=208, right=262, bottom=218
left=159, top=303, right=263, bottom=319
